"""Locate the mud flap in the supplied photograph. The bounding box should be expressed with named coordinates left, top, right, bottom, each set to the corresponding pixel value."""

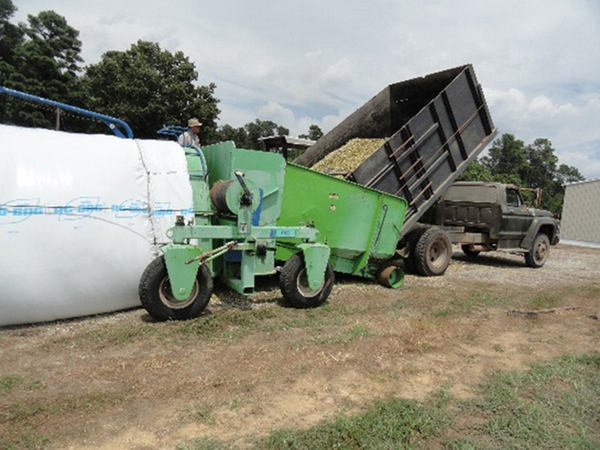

left=162, top=244, right=202, bottom=301
left=297, top=243, right=331, bottom=291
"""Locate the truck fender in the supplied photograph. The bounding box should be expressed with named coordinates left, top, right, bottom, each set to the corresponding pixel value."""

left=520, top=218, right=557, bottom=250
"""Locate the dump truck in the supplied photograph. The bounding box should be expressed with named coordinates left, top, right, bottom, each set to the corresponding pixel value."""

left=434, top=182, right=560, bottom=268
left=293, top=64, right=498, bottom=276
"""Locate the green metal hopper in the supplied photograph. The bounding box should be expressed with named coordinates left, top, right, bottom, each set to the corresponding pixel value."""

left=276, top=164, right=408, bottom=287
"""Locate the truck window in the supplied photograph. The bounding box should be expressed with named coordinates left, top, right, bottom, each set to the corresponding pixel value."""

left=506, top=189, right=522, bottom=207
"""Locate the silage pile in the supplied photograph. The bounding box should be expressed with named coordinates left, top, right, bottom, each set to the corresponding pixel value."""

left=311, top=138, right=387, bottom=175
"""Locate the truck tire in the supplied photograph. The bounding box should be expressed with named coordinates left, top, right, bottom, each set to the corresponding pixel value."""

left=461, top=244, right=480, bottom=257
left=139, top=256, right=213, bottom=321
left=402, top=225, right=430, bottom=274
left=414, top=227, right=452, bottom=277
left=524, top=233, right=550, bottom=268
left=280, top=253, right=334, bottom=309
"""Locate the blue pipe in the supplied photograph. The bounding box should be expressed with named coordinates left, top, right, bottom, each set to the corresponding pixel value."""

left=0, top=86, right=134, bottom=139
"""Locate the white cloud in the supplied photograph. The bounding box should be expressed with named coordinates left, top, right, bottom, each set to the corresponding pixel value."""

left=10, top=0, right=600, bottom=176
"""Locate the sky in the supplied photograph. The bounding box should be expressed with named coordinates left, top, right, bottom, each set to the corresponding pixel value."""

left=13, top=0, right=600, bottom=179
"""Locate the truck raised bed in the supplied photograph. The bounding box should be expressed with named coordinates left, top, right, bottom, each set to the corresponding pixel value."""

left=294, top=64, right=499, bottom=276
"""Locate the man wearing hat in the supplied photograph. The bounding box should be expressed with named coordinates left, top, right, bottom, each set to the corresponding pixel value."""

left=177, top=118, right=202, bottom=147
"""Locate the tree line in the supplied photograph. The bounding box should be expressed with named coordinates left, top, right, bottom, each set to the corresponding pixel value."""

left=0, top=1, right=321, bottom=148
left=0, top=1, right=582, bottom=213
left=458, top=134, right=584, bottom=213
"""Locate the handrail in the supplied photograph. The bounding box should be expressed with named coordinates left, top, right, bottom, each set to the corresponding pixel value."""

left=0, top=86, right=134, bottom=139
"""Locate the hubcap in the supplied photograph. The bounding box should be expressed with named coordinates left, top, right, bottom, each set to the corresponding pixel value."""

left=159, top=277, right=199, bottom=309
left=297, top=268, right=324, bottom=297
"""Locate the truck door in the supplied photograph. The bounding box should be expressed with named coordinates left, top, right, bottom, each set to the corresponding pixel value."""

left=500, top=187, right=533, bottom=248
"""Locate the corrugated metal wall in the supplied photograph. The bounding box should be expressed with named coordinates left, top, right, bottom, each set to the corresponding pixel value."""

left=561, top=179, right=600, bottom=244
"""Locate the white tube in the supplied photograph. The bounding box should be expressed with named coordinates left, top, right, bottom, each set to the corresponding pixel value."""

left=0, top=124, right=193, bottom=326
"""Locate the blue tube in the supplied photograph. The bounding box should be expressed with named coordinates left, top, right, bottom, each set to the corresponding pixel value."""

left=0, top=86, right=134, bottom=139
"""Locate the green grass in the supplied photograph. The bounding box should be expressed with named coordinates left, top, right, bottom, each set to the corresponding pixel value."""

left=1, top=375, right=23, bottom=394
left=176, top=353, right=600, bottom=450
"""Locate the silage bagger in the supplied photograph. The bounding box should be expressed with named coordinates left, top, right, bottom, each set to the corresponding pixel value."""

left=139, top=141, right=334, bottom=321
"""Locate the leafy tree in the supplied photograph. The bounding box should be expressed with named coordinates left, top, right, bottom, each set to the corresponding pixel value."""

left=1, top=9, right=84, bottom=128
left=212, top=119, right=289, bottom=150
left=0, top=0, right=22, bottom=83
left=464, top=133, right=585, bottom=213
left=457, top=159, right=493, bottom=182
left=299, top=124, right=323, bottom=141
left=83, top=40, right=220, bottom=139
left=480, top=133, right=527, bottom=185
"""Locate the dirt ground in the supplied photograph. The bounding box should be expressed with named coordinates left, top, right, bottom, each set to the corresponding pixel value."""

left=1, top=243, right=600, bottom=449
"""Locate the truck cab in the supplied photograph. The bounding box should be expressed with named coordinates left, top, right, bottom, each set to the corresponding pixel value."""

left=435, top=182, right=560, bottom=267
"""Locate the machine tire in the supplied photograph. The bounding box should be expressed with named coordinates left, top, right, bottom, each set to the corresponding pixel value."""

left=280, top=253, right=334, bottom=309
left=139, top=256, right=213, bottom=321
left=414, top=227, right=452, bottom=277
left=524, top=233, right=550, bottom=268
left=402, top=225, right=430, bottom=274
left=461, top=244, right=481, bottom=257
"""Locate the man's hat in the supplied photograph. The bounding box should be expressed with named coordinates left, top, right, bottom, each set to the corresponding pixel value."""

left=188, top=118, right=202, bottom=127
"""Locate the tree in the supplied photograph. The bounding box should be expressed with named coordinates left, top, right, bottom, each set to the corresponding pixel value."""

left=0, top=0, right=22, bottom=84
left=299, top=124, right=323, bottom=141
left=467, top=133, right=585, bottom=213
left=1, top=9, right=84, bottom=128
left=480, top=133, right=527, bottom=185
left=244, top=119, right=289, bottom=150
left=212, top=119, right=290, bottom=150
left=457, top=158, right=493, bottom=182
left=83, top=40, right=220, bottom=139
left=0, top=0, right=23, bottom=121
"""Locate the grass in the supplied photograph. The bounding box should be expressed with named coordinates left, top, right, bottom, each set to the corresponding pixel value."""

left=176, top=353, right=600, bottom=449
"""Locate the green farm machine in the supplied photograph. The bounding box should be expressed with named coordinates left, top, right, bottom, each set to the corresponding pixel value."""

left=139, top=140, right=408, bottom=321
left=139, top=64, right=496, bottom=321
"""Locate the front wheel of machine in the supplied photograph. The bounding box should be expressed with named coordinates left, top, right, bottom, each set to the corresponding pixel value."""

left=414, top=227, right=452, bottom=277
left=524, top=233, right=550, bottom=268
left=139, top=256, right=213, bottom=321
left=280, top=253, right=334, bottom=309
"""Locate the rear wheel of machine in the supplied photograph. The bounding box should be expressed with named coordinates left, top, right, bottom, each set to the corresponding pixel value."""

left=524, top=233, right=550, bottom=268
left=414, top=227, right=452, bottom=277
left=139, top=256, right=213, bottom=321
left=280, top=253, right=334, bottom=309
left=461, top=244, right=481, bottom=257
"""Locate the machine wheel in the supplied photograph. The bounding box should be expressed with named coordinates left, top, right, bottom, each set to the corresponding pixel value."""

left=139, top=256, right=213, bottom=321
left=280, top=253, right=334, bottom=309
left=461, top=244, right=480, bottom=257
left=524, top=233, right=550, bottom=268
left=414, top=227, right=452, bottom=277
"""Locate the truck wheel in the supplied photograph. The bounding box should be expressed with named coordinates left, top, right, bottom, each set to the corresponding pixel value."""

left=524, top=233, right=550, bottom=268
left=461, top=244, right=480, bottom=257
left=402, top=225, right=430, bottom=274
left=414, top=227, right=452, bottom=277
left=280, top=253, right=334, bottom=308
left=139, top=256, right=213, bottom=321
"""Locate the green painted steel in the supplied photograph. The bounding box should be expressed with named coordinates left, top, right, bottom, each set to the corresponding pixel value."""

left=277, top=164, right=408, bottom=282
left=161, top=142, right=331, bottom=297
left=297, top=243, right=331, bottom=290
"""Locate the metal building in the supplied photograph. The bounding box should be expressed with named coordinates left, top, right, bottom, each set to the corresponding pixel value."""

left=561, top=179, right=600, bottom=246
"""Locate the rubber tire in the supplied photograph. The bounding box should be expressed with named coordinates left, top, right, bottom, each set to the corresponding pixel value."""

left=402, top=225, right=430, bottom=274
left=280, top=253, right=334, bottom=309
left=414, top=227, right=452, bottom=277
left=139, top=256, right=213, bottom=321
left=524, top=233, right=550, bottom=268
left=461, top=244, right=481, bottom=257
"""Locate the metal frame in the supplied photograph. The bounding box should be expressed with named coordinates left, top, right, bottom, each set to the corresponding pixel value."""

left=0, top=86, right=134, bottom=139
